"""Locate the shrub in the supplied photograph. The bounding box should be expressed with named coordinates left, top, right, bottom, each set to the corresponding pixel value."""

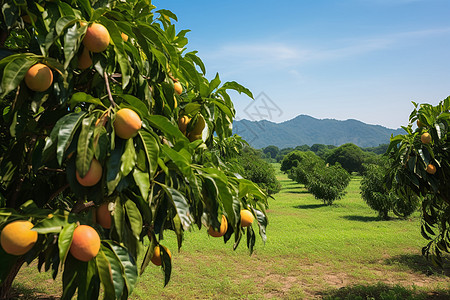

left=289, top=152, right=325, bottom=185
left=306, top=164, right=350, bottom=205
left=326, top=143, right=366, bottom=174
left=236, top=147, right=282, bottom=195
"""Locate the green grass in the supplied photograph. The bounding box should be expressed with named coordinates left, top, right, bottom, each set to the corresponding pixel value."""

left=10, top=163, right=450, bottom=299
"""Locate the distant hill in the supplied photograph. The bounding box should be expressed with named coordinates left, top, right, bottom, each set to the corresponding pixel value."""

left=232, top=115, right=404, bottom=149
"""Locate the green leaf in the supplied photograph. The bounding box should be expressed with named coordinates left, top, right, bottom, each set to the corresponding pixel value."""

left=100, top=243, right=125, bottom=300
left=32, top=211, right=73, bottom=234
left=0, top=247, right=18, bottom=285
left=58, top=222, right=76, bottom=265
left=55, top=111, right=87, bottom=166
left=62, top=254, right=81, bottom=300
left=132, top=168, right=150, bottom=202
left=144, top=115, right=188, bottom=143
left=1, top=56, right=37, bottom=97
left=125, top=199, right=143, bottom=239
left=120, top=138, right=137, bottom=177
left=220, top=81, right=253, bottom=99
left=95, top=247, right=116, bottom=300
left=76, top=115, right=96, bottom=177
left=56, top=16, right=78, bottom=36
left=160, top=184, right=193, bottom=230
left=107, top=139, right=125, bottom=194
left=69, top=92, right=106, bottom=109
left=160, top=245, right=172, bottom=287
left=108, top=241, right=138, bottom=295
left=138, top=130, right=159, bottom=178
left=63, top=23, right=81, bottom=69
left=117, top=94, right=150, bottom=119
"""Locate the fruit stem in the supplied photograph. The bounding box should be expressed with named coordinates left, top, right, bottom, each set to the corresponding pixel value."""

left=104, top=71, right=117, bottom=108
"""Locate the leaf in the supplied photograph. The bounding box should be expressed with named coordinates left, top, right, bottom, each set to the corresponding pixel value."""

left=220, top=81, right=253, bottom=99
left=246, top=225, right=256, bottom=255
left=62, top=254, right=81, bottom=300
left=0, top=247, right=18, bottom=285
left=144, top=115, right=188, bottom=143
left=124, top=199, right=143, bottom=239
left=138, top=130, right=159, bottom=178
left=32, top=211, right=73, bottom=234
left=76, top=115, right=96, bottom=177
left=160, top=184, right=193, bottom=230
left=63, top=23, right=81, bottom=69
left=117, top=94, right=150, bottom=118
left=107, top=139, right=125, bottom=195
left=108, top=241, right=138, bottom=294
left=133, top=168, right=150, bottom=201
left=69, top=92, right=106, bottom=109
left=95, top=247, right=116, bottom=300
left=100, top=243, right=125, bottom=300
left=120, top=138, right=137, bottom=177
left=58, top=222, right=76, bottom=265
left=56, top=16, right=78, bottom=36
left=160, top=245, right=172, bottom=287
left=1, top=56, right=37, bottom=97
left=55, top=111, right=87, bottom=166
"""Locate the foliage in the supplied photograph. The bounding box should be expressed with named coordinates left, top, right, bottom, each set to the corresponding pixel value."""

left=0, top=0, right=268, bottom=298
left=310, top=143, right=336, bottom=160
left=262, top=145, right=279, bottom=159
left=326, top=143, right=366, bottom=174
left=235, top=147, right=281, bottom=196
left=361, top=160, right=419, bottom=220
left=280, top=150, right=307, bottom=172
left=387, top=97, right=450, bottom=264
left=305, top=164, right=350, bottom=205
left=288, top=152, right=325, bottom=185
left=362, top=143, right=389, bottom=155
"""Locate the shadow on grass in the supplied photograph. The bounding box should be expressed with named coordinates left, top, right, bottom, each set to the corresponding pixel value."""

left=385, top=254, right=450, bottom=277
left=341, top=215, right=383, bottom=222
left=294, top=203, right=327, bottom=209
left=319, top=282, right=450, bottom=300
left=286, top=190, right=309, bottom=194
left=9, top=283, right=59, bottom=300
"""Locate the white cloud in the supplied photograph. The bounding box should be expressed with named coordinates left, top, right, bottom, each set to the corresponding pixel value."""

left=202, top=27, right=450, bottom=71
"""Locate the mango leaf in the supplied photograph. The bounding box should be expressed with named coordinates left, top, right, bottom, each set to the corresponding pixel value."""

left=138, top=130, right=159, bottom=178
left=124, top=199, right=143, bottom=239
left=107, top=139, right=125, bottom=194
left=62, top=254, right=81, bottom=300
left=58, top=222, right=76, bottom=265
left=54, top=111, right=87, bottom=166
left=76, top=115, right=96, bottom=177
left=143, top=115, right=188, bottom=143
left=69, top=92, right=106, bottom=109
left=120, top=138, right=136, bottom=177
left=133, top=168, right=150, bottom=201
left=56, top=16, right=78, bottom=35
left=0, top=247, right=18, bottom=285
left=100, top=243, right=125, bottom=300
left=219, top=81, right=253, bottom=99
left=32, top=210, right=73, bottom=234
left=63, top=23, right=81, bottom=69
left=159, top=184, right=192, bottom=230
left=77, top=259, right=100, bottom=300
left=117, top=94, right=150, bottom=118
left=95, top=247, right=116, bottom=300
left=246, top=224, right=256, bottom=255
left=1, top=56, right=37, bottom=97
left=160, top=245, right=172, bottom=287
left=107, top=241, right=138, bottom=295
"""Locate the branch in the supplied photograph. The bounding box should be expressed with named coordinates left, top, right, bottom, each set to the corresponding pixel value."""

left=71, top=199, right=95, bottom=214
left=104, top=71, right=117, bottom=108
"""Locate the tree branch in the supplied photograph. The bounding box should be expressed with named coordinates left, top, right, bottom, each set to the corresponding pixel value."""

left=104, top=71, right=117, bottom=108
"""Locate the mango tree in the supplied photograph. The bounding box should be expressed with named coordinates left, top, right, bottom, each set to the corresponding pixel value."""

left=0, top=0, right=268, bottom=298
left=387, top=97, right=449, bottom=265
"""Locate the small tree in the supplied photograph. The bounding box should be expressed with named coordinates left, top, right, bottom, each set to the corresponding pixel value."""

left=326, top=143, right=366, bottom=174
left=289, top=152, right=325, bottom=185
left=306, top=164, right=350, bottom=205
left=361, top=161, right=419, bottom=220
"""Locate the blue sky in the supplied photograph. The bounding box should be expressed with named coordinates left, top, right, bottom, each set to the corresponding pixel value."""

left=153, top=0, right=450, bottom=129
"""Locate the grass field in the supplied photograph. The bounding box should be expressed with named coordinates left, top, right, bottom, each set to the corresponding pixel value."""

left=11, top=164, right=450, bottom=299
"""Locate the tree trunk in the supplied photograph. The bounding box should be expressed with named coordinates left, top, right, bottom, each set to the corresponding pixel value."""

left=0, top=257, right=25, bottom=300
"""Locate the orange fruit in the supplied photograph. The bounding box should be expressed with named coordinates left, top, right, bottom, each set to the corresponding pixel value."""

left=113, top=108, right=142, bottom=139
left=0, top=220, right=37, bottom=255
left=208, top=215, right=228, bottom=237
left=151, top=245, right=171, bottom=266
left=178, top=115, right=191, bottom=134
left=426, top=164, right=436, bottom=175
left=121, top=32, right=129, bottom=42
left=174, top=81, right=183, bottom=95
left=96, top=203, right=112, bottom=229
left=24, top=63, right=53, bottom=92
left=76, top=158, right=103, bottom=187
left=78, top=47, right=92, bottom=70
left=70, top=225, right=101, bottom=262
left=240, top=209, right=254, bottom=227
left=82, top=23, right=110, bottom=53
left=191, top=115, right=205, bottom=136
left=421, top=132, right=432, bottom=144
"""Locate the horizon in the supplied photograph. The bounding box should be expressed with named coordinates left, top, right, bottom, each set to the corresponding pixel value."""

left=153, top=0, right=450, bottom=129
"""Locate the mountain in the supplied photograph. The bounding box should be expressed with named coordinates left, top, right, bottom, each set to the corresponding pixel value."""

left=232, top=115, right=404, bottom=149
